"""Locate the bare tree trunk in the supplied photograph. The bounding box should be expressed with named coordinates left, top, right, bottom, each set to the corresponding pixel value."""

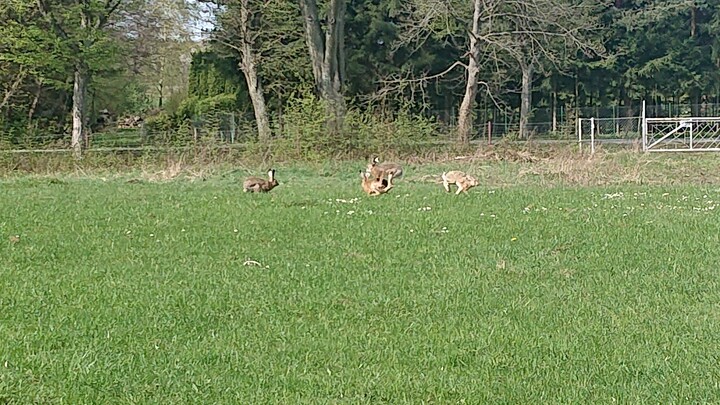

left=72, top=64, right=88, bottom=158
left=456, top=0, right=483, bottom=144
left=519, top=63, right=533, bottom=139
left=27, top=81, right=41, bottom=129
left=0, top=68, right=26, bottom=112
left=158, top=79, right=164, bottom=108
left=241, top=48, right=271, bottom=143
left=299, top=0, right=346, bottom=132
left=239, top=0, right=271, bottom=143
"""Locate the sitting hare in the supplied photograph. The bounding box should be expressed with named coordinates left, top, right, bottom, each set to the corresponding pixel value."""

left=360, top=171, right=392, bottom=196
left=442, top=170, right=479, bottom=195
left=243, top=169, right=279, bottom=193
left=367, top=156, right=403, bottom=186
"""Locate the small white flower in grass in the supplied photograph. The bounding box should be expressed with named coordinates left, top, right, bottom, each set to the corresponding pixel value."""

left=662, top=193, right=670, bottom=197
left=149, top=233, right=154, bottom=237
left=417, top=206, right=432, bottom=211
left=125, top=230, right=131, bottom=234
left=347, top=210, right=355, bottom=215
left=410, top=229, right=415, bottom=233
left=488, top=190, right=496, bottom=194
left=181, top=229, right=185, bottom=232
left=490, top=214, right=496, bottom=218
left=234, top=229, right=238, bottom=233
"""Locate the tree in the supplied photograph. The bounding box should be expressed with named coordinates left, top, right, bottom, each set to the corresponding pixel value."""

left=35, top=0, right=128, bottom=157
left=299, top=0, right=347, bottom=131
left=208, top=0, right=272, bottom=142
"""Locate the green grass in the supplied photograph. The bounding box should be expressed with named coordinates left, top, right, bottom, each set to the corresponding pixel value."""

left=2, top=165, right=720, bottom=403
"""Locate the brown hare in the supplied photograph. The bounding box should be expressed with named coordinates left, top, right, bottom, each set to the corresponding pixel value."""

left=442, top=170, right=479, bottom=195
left=243, top=169, right=279, bottom=193
left=360, top=171, right=392, bottom=196
left=367, top=156, right=403, bottom=186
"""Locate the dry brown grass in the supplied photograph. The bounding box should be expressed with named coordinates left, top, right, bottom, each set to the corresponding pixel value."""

left=3, top=142, right=720, bottom=188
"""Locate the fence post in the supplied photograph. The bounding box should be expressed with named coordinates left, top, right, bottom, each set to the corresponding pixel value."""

left=230, top=112, right=236, bottom=144
left=487, top=121, right=492, bottom=145
left=577, top=118, right=582, bottom=153
left=641, top=100, right=647, bottom=151
left=590, top=117, right=595, bottom=156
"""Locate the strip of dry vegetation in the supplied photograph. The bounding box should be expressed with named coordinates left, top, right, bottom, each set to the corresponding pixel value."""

left=2, top=142, right=720, bottom=187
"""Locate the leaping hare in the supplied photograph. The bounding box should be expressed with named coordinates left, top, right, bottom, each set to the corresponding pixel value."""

left=360, top=171, right=392, bottom=196
left=243, top=169, right=279, bottom=193
left=367, top=156, right=403, bottom=186
left=442, top=170, right=479, bottom=195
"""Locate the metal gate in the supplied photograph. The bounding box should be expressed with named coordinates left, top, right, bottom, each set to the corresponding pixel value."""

left=643, top=117, right=720, bottom=152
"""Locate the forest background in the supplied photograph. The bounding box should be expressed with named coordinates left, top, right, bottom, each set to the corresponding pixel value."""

left=1, top=0, right=718, bottom=158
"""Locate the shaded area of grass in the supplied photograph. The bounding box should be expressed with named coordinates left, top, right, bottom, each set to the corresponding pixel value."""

left=1, top=173, right=720, bottom=403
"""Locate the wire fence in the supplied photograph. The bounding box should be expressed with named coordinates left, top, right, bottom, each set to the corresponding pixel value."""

left=3, top=102, right=720, bottom=153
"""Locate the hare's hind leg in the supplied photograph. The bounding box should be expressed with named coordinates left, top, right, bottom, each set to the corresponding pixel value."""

left=455, top=184, right=464, bottom=195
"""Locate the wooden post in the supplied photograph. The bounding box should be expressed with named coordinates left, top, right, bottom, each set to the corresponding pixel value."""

left=487, top=121, right=492, bottom=145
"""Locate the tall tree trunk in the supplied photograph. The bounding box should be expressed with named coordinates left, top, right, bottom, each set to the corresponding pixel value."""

left=299, top=0, right=346, bottom=133
left=239, top=0, right=271, bottom=143
left=72, top=63, right=88, bottom=158
left=241, top=48, right=271, bottom=143
left=519, top=63, right=533, bottom=139
left=28, top=82, right=41, bottom=123
left=0, top=68, right=26, bottom=112
left=456, top=0, right=482, bottom=144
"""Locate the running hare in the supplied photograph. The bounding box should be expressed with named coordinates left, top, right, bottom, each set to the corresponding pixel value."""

left=442, top=171, right=479, bottom=195
left=367, top=156, right=403, bottom=185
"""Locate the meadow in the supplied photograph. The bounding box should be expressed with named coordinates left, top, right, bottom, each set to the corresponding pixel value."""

left=2, top=149, right=720, bottom=403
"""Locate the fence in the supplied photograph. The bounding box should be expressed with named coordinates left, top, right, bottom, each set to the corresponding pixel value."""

left=5, top=102, right=720, bottom=153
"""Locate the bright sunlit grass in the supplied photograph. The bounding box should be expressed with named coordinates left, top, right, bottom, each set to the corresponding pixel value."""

left=1, top=168, right=720, bottom=403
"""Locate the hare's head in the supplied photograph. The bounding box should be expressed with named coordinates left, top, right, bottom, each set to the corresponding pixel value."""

left=360, top=170, right=389, bottom=195
left=466, top=175, right=479, bottom=187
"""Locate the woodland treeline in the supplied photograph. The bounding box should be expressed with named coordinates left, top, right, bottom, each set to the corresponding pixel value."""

left=1, top=0, right=719, bottom=155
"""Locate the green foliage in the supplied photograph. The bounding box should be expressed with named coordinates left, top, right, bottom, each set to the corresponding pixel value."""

left=345, top=107, right=439, bottom=153
left=270, top=94, right=333, bottom=161
left=188, top=51, right=248, bottom=104
left=143, top=111, right=174, bottom=134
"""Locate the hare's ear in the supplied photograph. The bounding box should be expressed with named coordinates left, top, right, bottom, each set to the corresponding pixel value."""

left=268, top=169, right=275, bottom=181
left=373, top=156, right=380, bottom=164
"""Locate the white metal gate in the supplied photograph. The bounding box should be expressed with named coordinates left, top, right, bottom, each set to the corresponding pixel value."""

left=643, top=117, right=720, bottom=152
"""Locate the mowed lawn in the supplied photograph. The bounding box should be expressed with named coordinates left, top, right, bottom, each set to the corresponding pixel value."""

left=2, top=169, right=720, bottom=403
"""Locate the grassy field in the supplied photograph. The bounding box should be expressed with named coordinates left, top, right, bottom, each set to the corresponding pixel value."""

left=2, top=153, right=720, bottom=403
